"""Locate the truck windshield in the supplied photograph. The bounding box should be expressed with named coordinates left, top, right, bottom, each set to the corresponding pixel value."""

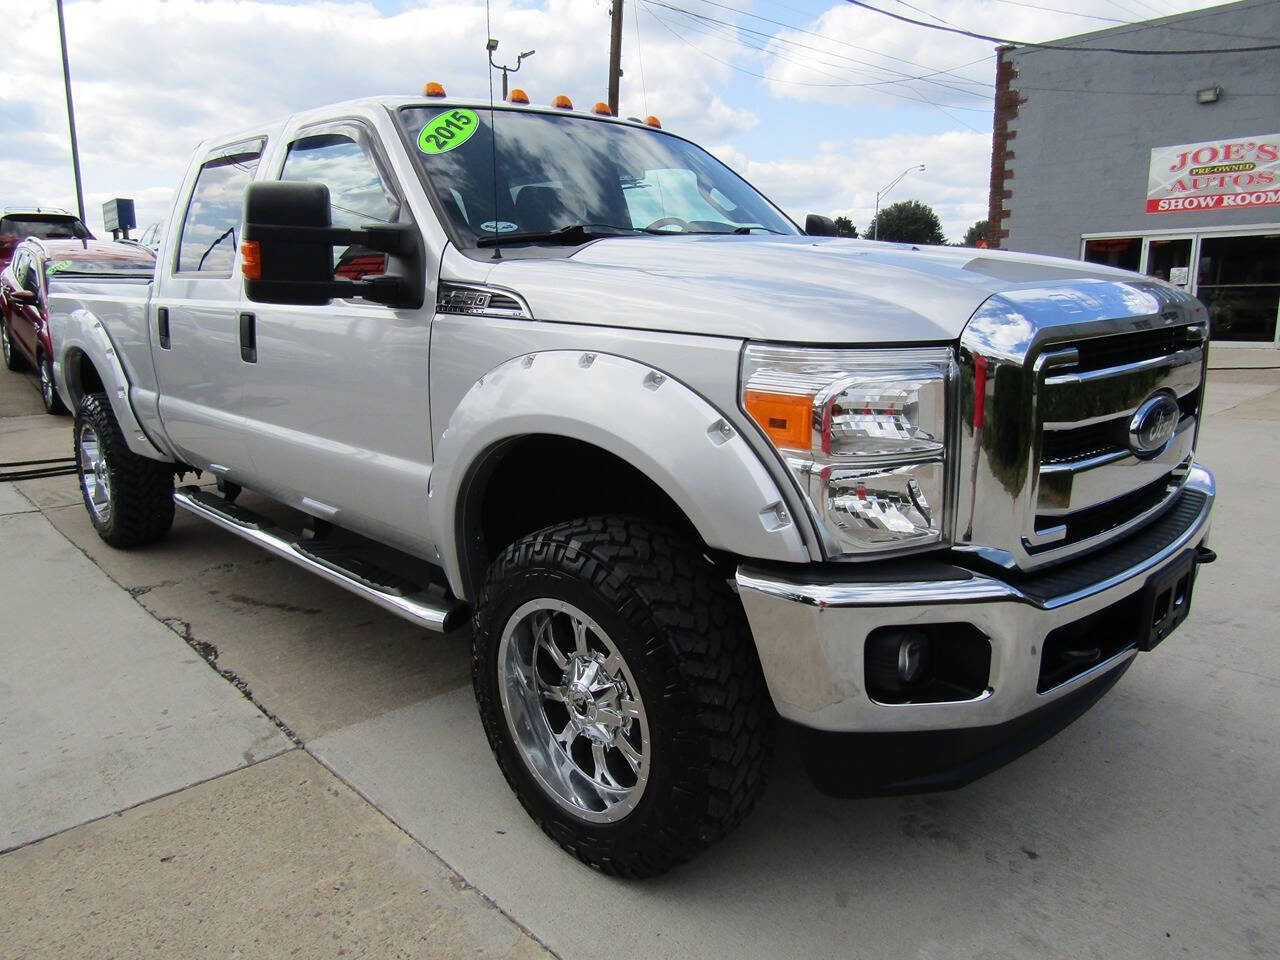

left=397, top=106, right=798, bottom=249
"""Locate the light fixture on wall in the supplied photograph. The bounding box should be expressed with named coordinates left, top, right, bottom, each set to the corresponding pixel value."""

left=1196, top=86, right=1222, bottom=104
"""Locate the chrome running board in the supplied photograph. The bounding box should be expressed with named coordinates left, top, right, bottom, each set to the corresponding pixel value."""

left=174, top=486, right=466, bottom=632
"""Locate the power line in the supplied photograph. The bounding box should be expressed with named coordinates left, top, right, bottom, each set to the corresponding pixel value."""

left=645, top=0, right=992, bottom=99
left=844, top=0, right=1280, bottom=53
left=650, top=1, right=990, bottom=106
left=684, top=0, right=993, bottom=88
left=639, top=2, right=988, bottom=129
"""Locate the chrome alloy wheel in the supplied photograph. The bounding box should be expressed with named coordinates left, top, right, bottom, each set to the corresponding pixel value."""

left=498, top=599, right=650, bottom=823
left=78, top=421, right=112, bottom=523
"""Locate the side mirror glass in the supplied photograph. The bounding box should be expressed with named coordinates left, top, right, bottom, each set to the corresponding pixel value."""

left=804, top=214, right=838, bottom=237
left=242, top=181, right=424, bottom=309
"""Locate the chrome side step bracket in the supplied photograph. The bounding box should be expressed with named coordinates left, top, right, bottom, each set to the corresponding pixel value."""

left=174, top=486, right=466, bottom=632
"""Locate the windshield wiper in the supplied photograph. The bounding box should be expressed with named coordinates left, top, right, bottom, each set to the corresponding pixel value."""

left=476, top=223, right=642, bottom=247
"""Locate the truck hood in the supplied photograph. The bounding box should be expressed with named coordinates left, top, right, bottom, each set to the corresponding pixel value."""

left=460, top=235, right=1144, bottom=344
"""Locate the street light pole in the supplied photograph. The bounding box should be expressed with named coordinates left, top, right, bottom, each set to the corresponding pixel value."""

left=873, top=163, right=925, bottom=241
left=56, top=0, right=86, bottom=224
left=487, top=43, right=535, bottom=100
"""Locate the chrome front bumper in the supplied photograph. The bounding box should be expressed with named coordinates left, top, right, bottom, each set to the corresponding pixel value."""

left=737, top=464, right=1214, bottom=734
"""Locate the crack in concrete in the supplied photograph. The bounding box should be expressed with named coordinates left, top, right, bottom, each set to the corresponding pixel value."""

left=158, top=617, right=301, bottom=747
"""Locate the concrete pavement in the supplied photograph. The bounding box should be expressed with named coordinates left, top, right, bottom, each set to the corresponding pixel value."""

left=1, top=356, right=1277, bottom=958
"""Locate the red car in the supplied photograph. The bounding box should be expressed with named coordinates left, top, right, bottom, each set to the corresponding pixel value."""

left=0, top=207, right=93, bottom=267
left=1, top=239, right=155, bottom=414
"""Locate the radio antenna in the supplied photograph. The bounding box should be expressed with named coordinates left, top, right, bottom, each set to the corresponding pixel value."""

left=485, top=7, right=502, bottom=260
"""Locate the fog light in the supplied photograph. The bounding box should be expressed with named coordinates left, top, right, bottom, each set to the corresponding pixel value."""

left=867, top=629, right=931, bottom=694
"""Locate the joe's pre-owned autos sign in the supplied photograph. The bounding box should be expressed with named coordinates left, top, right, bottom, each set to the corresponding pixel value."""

left=1147, top=134, right=1280, bottom=213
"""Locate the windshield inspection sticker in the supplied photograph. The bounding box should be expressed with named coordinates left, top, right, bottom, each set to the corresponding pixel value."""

left=479, top=221, right=519, bottom=233
left=418, top=109, right=479, bottom=154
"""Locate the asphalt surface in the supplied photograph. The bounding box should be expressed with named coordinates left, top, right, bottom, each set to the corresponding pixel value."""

left=1, top=353, right=1277, bottom=959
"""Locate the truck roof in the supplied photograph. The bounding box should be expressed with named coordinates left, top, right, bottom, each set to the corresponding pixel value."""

left=193, top=95, right=668, bottom=156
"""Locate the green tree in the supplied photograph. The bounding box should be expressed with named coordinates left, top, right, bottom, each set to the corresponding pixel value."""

left=962, top=219, right=990, bottom=247
left=833, top=216, right=858, bottom=238
left=866, top=199, right=946, bottom=245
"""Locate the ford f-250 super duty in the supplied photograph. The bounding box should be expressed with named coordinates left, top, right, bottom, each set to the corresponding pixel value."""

left=48, top=92, right=1215, bottom=878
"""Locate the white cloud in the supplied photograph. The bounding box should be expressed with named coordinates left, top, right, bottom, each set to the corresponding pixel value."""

left=712, top=129, right=992, bottom=242
left=762, top=0, right=1234, bottom=108
left=0, top=0, right=755, bottom=233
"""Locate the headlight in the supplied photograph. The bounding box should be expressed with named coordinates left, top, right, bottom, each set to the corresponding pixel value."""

left=741, top=344, right=954, bottom=556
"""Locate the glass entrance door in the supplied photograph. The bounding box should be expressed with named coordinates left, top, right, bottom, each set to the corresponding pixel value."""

left=1196, top=233, right=1280, bottom=344
left=1144, top=236, right=1194, bottom=290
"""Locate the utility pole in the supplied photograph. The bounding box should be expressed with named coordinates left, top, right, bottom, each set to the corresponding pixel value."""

left=607, top=0, right=624, bottom=116
left=56, top=0, right=86, bottom=224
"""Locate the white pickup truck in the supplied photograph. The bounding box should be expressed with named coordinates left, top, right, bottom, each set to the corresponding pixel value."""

left=47, top=93, right=1215, bottom=877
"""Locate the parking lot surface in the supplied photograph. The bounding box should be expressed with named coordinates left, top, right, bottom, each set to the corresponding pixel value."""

left=1, top=358, right=1277, bottom=959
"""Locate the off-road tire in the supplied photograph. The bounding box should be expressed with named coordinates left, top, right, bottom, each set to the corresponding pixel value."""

left=40, top=354, right=67, bottom=415
left=1, top=319, right=23, bottom=371
left=472, top=515, right=774, bottom=878
left=75, top=393, right=175, bottom=548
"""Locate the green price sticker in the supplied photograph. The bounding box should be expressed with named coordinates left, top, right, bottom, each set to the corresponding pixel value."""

left=418, top=109, right=479, bottom=154
left=46, top=260, right=75, bottom=274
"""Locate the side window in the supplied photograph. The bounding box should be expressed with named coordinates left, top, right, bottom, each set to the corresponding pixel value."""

left=280, top=132, right=399, bottom=281
left=16, top=250, right=38, bottom=293
left=175, top=149, right=262, bottom=276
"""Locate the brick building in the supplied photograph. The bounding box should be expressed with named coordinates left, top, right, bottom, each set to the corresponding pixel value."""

left=987, top=0, right=1280, bottom=345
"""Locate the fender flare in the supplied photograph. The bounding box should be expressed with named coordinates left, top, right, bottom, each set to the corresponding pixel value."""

left=57, top=308, right=174, bottom=463
left=428, top=350, right=808, bottom=600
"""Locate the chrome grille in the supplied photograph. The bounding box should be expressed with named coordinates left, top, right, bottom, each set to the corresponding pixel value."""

left=956, top=280, right=1209, bottom=572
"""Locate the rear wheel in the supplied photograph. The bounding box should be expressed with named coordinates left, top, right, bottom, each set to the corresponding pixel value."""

left=472, top=515, right=773, bottom=878
left=39, top=354, right=66, bottom=415
left=75, top=393, right=175, bottom=547
left=1, top=319, right=22, bottom=371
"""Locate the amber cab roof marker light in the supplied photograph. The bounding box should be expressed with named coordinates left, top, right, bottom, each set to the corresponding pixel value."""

left=592, top=101, right=612, bottom=116
left=508, top=88, right=530, bottom=104
left=644, top=116, right=662, bottom=128
left=423, top=82, right=446, bottom=97
left=552, top=95, right=574, bottom=109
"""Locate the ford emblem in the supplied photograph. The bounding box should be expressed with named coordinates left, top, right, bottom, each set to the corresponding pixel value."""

left=1129, top=392, right=1180, bottom=458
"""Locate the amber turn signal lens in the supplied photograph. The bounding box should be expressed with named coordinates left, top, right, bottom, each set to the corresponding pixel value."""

left=552, top=94, right=573, bottom=109
left=423, top=81, right=446, bottom=97
left=508, top=88, right=530, bottom=104
left=592, top=101, right=612, bottom=116
left=241, top=240, right=261, bottom=281
left=744, top=390, right=813, bottom=451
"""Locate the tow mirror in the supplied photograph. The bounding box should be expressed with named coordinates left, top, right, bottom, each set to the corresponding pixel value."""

left=804, top=214, right=838, bottom=237
left=241, top=181, right=424, bottom=309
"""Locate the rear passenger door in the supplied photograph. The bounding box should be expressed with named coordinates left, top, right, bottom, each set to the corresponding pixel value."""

left=153, top=140, right=262, bottom=473
left=242, top=122, right=434, bottom=555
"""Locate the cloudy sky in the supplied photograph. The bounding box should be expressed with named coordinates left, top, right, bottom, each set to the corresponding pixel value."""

left=1, top=0, right=1231, bottom=242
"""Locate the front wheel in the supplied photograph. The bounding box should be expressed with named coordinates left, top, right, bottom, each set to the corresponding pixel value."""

left=472, top=516, right=773, bottom=878
left=75, top=393, right=175, bottom=547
